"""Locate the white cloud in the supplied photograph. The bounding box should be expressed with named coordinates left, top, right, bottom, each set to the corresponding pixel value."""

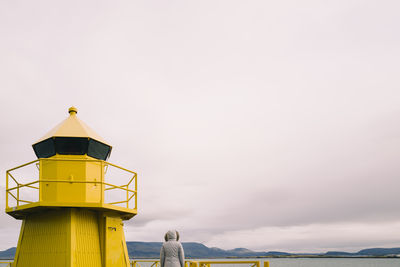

left=1, top=0, right=400, bottom=253
left=206, top=221, right=400, bottom=253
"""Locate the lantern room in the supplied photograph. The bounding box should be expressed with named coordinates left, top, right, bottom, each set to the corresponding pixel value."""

left=33, top=107, right=112, bottom=160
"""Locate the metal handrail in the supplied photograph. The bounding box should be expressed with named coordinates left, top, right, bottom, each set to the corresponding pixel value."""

left=6, top=158, right=137, bottom=211
left=1, top=259, right=269, bottom=267
left=198, top=261, right=264, bottom=267
left=131, top=260, right=160, bottom=267
left=131, top=260, right=269, bottom=267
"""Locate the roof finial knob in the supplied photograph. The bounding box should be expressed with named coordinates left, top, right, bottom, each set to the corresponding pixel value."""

left=68, top=106, right=78, bottom=115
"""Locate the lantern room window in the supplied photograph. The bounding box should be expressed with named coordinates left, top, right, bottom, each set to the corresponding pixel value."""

left=32, top=138, right=56, bottom=158
left=33, top=137, right=111, bottom=160
left=55, top=137, right=88, bottom=155
left=88, top=139, right=111, bottom=160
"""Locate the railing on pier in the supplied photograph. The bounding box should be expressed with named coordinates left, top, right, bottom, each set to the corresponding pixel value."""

left=189, top=261, right=268, bottom=267
left=0, top=259, right=270, bottom=267
left=131, top=260, right=270, bottom=267
left=131, top=260, right=160, bottom=267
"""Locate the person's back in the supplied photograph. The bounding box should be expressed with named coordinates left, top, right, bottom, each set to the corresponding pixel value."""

left=160, top=230, right=185, bottom=267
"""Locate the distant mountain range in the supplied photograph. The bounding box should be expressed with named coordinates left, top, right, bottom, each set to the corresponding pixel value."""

left=325, top=247, right=400, bottom=257
left=0, top=247, right=16, bottom=259
left=126, top=242, right=290, bottom=258
left=1, top=242, right=400, bottom=259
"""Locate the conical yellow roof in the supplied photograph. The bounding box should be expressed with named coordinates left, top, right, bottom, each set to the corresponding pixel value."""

left=34, top=107, right=110, bottom=146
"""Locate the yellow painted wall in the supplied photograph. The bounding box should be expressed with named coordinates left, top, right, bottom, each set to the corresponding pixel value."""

left=40, top=155, right=103, bottom=204
left=13, top=208, right=130, bottom=267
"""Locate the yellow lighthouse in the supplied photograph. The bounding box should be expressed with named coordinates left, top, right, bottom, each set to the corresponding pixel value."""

left=5, top=107, right=137, bottom=267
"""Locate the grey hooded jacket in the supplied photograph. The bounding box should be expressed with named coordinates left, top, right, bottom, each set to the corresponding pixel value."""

left=160, top=230, right=185, bottom=267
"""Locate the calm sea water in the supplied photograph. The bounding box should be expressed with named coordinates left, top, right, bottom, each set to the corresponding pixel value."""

left=266, top=258, right=399, bottom=267
left=145, top=258, right=400, bottom=267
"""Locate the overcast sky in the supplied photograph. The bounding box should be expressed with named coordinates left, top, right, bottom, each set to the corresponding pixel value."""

left=1, top=0, right=400, bottom=253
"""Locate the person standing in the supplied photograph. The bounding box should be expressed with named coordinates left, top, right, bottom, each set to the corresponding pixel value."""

left=160, top=230, right=185, bottom=267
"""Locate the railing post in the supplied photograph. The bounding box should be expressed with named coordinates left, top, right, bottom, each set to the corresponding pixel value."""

left=6, top=172, right=9, bottom=209
left=126, top=184, right=129, bottom=208
left=135, top=173, right=137, bottom=209
left=264, top=261, right=269, bottom=267
left=17, top=184, right=19, bottom=207
left=101, top=161, right=104, bottom=205
left=39, top=159, right=42, bottom=202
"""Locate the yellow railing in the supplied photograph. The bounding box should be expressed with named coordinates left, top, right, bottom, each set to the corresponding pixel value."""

left=189, top=261, right=268, bottom=267
left=6, top=158, right=137, bottom=211
left=0, top=262, right=12, bottom=267
left=1, top=259, right=269, bottom=267
left=131, top=260, right=269, bottom=267
left=186, top=261, right=197, bottom=267
left=131, top=260, right=160, bottom=267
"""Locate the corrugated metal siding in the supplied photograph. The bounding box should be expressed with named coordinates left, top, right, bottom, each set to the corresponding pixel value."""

left=73, top=209, right=102, bottom=267
left=15, top=210, right=69, bottom=267
left=14, top=208, right=127, bottom=267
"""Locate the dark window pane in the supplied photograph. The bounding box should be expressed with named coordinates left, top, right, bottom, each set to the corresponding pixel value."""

left=54, top=137, right=88, bottom=155
left=88, top=139, right=111, bottom=160
left=32, top=138, right=56, bottom=158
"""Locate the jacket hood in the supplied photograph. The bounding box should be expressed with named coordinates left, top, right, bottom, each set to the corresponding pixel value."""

left=164, top=230, right=180, bottom=241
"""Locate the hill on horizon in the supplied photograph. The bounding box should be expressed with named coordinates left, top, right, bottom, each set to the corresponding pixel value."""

left=1, top=242, right=400, bottom=259
left=126, top=242, right=290, bottom=258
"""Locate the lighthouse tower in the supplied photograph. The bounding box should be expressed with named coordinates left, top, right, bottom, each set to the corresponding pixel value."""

left=5, top=107, right=137, bottom=267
